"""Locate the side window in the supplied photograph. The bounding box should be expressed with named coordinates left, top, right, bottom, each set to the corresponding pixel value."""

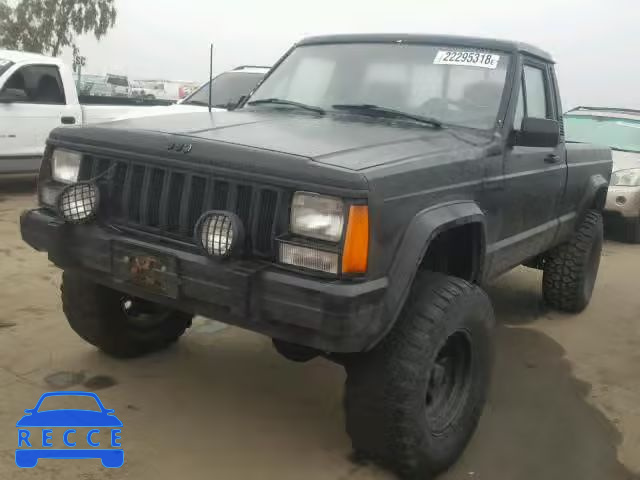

left=0, top=65, right=65, bottom=105
left=1, top=68, right=29, bottom=102
left=513, top=82, right=525, bottom=130
left=523, top=65, right=549, bottom=119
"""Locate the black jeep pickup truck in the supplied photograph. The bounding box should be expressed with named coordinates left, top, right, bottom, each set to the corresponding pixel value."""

left=21, top=34, right=612, bottom=478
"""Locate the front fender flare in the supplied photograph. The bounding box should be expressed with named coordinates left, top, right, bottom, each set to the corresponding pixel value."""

left=369, top=201, right=486, bottom=350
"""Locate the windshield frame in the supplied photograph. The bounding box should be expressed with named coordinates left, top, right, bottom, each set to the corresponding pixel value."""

left=181, top=71, right=266, bottom=108
left=241, top=41, right=516, bottom=131
left=0, top=59, right=14, bottom=78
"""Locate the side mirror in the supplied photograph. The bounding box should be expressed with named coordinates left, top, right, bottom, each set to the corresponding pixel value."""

left=0, top=88, right=28, bottom=103
left=514, top=117, right=560, bottom=148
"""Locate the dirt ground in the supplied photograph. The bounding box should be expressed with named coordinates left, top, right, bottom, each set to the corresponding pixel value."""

left=0, top=176, right=638, bottom=480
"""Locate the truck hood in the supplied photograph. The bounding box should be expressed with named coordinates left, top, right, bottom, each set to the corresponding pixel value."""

left=90, top=109, right=484, bottom=171
left=611, top=150, right=640, bottom=172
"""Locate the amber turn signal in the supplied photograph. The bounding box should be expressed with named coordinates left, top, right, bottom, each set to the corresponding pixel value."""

left=342, top=205, right=369, bottom=274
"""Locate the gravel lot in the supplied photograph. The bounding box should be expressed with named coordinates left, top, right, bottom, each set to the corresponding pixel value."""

left=1, top=177, right=638, bottom=480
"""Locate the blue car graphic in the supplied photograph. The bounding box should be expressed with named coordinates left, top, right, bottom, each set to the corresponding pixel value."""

left=16, top=391, right=123, bottom=468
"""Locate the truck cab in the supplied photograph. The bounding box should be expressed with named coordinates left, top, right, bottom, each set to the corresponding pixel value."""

left=0, top=50, right=81, bottom=173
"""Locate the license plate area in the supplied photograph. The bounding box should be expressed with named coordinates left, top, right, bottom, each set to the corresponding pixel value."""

left=112, top=243, right=179, bottom=298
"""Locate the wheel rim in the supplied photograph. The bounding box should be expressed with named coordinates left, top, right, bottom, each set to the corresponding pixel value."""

left=425, top=330, right=473, bottom=434
left=120, top=296, right=171, bottom=331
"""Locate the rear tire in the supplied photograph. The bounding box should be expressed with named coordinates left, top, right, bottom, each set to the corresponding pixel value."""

left=344, top=272, right=494, bottom=478
left=272, top=339, right=319, bottom=362
left=61, top=272, right=192, bottom=358
left=542, top=210, right=603, bottom=313
left=625, top=216, right=640, bottom=244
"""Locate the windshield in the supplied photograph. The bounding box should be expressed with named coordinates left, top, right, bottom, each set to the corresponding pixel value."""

left=0, top=58, right=14, bottom=77
left=183, top=71, right=265, bottom=108
left=247, top=43, right=510, bottom=129
left=565, top=114, right=640, bottom=153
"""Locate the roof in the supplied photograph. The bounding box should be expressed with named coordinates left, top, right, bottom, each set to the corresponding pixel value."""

left=233, top=65, right=270, bottom=71
left=565, top=106, right=640, bottom=120
left=297, top=33, right=553, bottom=62
left=0, top=48, right=63, bottom=66
left=231, top=66, right=270, bottom=74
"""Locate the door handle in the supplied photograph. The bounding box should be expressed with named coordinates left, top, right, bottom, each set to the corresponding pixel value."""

left=61, top=116, right=76, bottom=125
left=544, top=154, right=560, bottom=164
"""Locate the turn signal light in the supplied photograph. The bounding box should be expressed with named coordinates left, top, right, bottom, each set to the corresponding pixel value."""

left=342, top=205, right=369, bottom=274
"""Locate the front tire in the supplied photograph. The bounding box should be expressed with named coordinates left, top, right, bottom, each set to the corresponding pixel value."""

left=344, top=272, right=495, bottom=478
left=543, top=210, right=603, bottom=312
left=61, top=272, right=192, bottom=358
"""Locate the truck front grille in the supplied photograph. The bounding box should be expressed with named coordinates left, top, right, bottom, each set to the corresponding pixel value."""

left=79, top=155, right=285, bottom=258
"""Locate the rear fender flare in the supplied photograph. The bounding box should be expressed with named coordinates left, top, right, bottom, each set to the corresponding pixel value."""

left=578, top=174, right=609, bottom=218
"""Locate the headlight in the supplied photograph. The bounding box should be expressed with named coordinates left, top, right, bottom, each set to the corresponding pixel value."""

left=280, top=203, right=369, bottom=276
left=279, top=242, right=339, bottom=274
left=290, top=192, right=344, bottom=242
left=52, top=149, right=82, bottom=183
left=611, top=168, right=640, bottom=187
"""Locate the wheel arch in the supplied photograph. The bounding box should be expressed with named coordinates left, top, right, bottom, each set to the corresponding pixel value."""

left=580, top=174, right=609, bottom=215
left=371, top=201, right=487, bottom=350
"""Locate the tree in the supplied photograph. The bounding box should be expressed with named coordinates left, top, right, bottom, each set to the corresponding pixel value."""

left=0, top=0, right=117, bottom=56
left=0, top=1, right=13, bottom=48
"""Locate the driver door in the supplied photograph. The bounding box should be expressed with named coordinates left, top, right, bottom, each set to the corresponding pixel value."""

left=489, top=59, right=566, bottom=275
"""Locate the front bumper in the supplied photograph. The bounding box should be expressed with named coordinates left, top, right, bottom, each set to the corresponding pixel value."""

left=20, top=209, right=387, bottom=353
left=604, top=186, right=640, bottom=218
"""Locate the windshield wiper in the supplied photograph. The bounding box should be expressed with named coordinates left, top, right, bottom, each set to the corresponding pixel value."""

left=332, top=104, right=442, bottom=128
left=248, top=98, right=325, bottom=114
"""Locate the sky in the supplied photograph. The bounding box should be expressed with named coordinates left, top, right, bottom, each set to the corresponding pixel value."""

left=58, top=0, right=640, bottom=110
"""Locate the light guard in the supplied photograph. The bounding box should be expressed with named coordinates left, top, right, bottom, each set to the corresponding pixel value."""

left=57, top=182, right=99, bottom=223
left=195, top=211, right=244, bottom=258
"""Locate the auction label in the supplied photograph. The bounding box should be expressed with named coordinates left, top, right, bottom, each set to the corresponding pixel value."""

left=433, top=50, right=500, bottom=69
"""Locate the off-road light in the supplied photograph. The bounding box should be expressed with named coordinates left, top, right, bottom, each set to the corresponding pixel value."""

left=57, top=182, right=99, bottom=223
left=195, top=211, right=244, bottom=258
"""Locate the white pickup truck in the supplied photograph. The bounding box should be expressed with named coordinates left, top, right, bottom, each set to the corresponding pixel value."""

left=0, top=49, right=268, bottom=174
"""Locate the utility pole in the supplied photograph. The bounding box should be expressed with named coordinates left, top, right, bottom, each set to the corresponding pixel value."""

left=72, top=45, right=87, bottom=92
